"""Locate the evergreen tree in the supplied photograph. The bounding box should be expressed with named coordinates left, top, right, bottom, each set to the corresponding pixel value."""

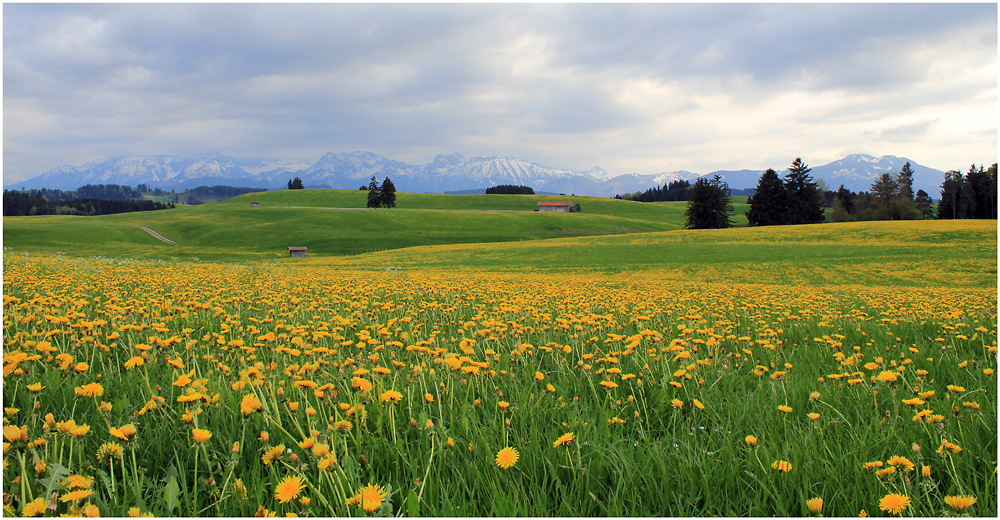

left=684, top=175, right=733, bottom=229
left=938, top=170, right=963, bottom=219
left=288, top=177, right=304, bottom=190
left=914, top=189, right=934, bottom=219
left=832, top=185, right=857, bottom=222
left=379, top=177, right=397, bottom=208
left=895, top=162, right=915, bottom=200
left=745, top=168, right=788, bottom=226
left=366, top=177, right=381, bottom=208
left=783, top=158, right=825, bottom=225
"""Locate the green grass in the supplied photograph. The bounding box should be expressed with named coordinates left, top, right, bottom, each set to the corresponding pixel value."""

left=5, top=190, right=745, bottom=261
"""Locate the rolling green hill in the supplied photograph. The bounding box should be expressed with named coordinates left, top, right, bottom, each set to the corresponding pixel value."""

left=4, top=190, right=747, bottom=261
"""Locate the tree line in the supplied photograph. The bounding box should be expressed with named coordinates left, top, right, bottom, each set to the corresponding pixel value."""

left=616, top=180, right=692, bottom=202
left=684, top=158, right=997, bottom=230
left=362, top=177, right=397, bottom=208
left=486, top=184, right=535, bottom=195
left=3, top=190, right=174, bottom=217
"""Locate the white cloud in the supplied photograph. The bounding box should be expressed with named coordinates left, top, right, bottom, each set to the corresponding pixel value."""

left=3, top=3, right=996, bottom=179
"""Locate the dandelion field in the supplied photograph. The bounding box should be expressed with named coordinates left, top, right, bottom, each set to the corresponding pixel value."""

left=2, top=206, right=997, bottom=517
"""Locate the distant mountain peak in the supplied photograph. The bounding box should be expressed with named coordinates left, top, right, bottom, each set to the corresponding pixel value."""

left=7, top=151, right=946, bottom=198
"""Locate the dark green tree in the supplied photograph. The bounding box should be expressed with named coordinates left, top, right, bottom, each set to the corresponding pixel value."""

left=832, top=184, right=856, bottom=222
left=379, top=177, right=397, bottom=208
left=684, top=175, right=733, bottom=229
left=895, top=162, right=915, bottom=200
left=745, top=168, right=787, bottom=226
left=366, top=176, right=381, bottom=208
left=938, top=170, right=963, bottom=219
left=914, top=189, right=934, bottom=219
left=288, top=177, right=304, bottom=190
left=783, top=158, right=825, bottom=225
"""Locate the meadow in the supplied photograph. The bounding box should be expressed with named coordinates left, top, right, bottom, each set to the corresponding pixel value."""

left=1, top=192, right=996, bottom=517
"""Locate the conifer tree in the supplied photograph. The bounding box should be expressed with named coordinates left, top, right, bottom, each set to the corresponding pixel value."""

left=379, top=177, right=397, bottom=208
left=783, top=158, right=825, bottom=225
left=745, top=168, right=787, bottom=226
left=366, top=176, right=381, bottom=208
left=684, top=175, right=733, bottom=229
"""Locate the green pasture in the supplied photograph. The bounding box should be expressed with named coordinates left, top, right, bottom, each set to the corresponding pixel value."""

left=2, top=190, right=748, bottom=261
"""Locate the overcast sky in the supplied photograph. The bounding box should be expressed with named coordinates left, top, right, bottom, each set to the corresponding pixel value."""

left=3, top=3, right=996, bottom=181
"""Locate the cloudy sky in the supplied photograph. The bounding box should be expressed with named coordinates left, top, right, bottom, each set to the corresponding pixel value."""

left=3, top=2, right=996, bottom=181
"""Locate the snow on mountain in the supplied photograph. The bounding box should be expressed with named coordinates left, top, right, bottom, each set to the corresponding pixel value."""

left=7, top=151, right=949, bottom=198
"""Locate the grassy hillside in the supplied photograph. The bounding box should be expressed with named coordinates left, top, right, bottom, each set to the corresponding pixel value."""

left=5, top=190, right=748, bottom=261
left=316, top=219, right=997, bottom=288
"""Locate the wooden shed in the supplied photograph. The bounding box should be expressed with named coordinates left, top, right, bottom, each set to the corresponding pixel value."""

left=537, top=201, right=574, bottom=212
left=288, top=246, right=307, bottom=258
left=250, top=201, right=260, bottom=208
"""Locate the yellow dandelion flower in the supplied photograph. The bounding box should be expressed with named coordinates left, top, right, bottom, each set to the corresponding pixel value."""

left=771, top=460, right=792, bottom=472
left=806, top=497, right=823, bottom=514
left=124, top=356, right=144, bottom=370
left=59, top=489, right=93, bottom=502
left=192, top=429, right=212, bottom=443
left=26, top=383, right=44, bottom=392
left=876, top=371, right=898, bottom=383
left=495, top=447, right=519, bottom=469
left=693, top=399, right=705, bottom=410
left=553, top=432, right=575, bottom=448
left=921, top=465, right=931, bottom=477
left=943, top=495, right=976, bottom=510
left=946, top=385, right=965, bottom=393
left=21, top=497, right=47, bottom=517
left=274, top=475, right=306, bottom=504
left=317, top=454, right=337, bottom=471
left=745, top=435, right=758, bottom=447
left=878, top=493, right=910, bottom=515
left=97, top=442, right=123, bottom=464
left=73, top=382, right=104, bottom=397
left=777, top=405, right=792, bottom=413
left=498, top=401, right=510, bottom=410
left=807, top=413, right=821, bottom=420
left=349, top=483, right=388, bottom=513
left=240, top=394, right=262, bottom=415
left=424, top=393, right=434, bottom=403
left=380, top=390, right=403, bottom=404
left=671, top=399, right=684, bottom=409
left=886, top=455, right=915, bottom=472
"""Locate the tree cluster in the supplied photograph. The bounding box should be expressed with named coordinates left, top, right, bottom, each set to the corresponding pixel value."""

left=617, top=180, right=692, bottom=202
left=180, top=186, right=267, bottom=205
left=485, top=185, right=535, bottom=195
left=17, top=184, right=146, bottom=202
left=287, top=177, right=304, bottom=190
left=684, top=175, right=733, bottom=229
left=938, top=164, right=997, bottom=220
left=745, top=159, right=826, bottom=226
left=829, top=162, right=923, bottom=222
left=364, top=177, right=397, bottom=208
left=3, top=191, right=174, bottom=217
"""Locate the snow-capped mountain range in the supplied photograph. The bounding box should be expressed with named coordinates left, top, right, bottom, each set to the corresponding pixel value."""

left=6, top=152, right=947, bottom=197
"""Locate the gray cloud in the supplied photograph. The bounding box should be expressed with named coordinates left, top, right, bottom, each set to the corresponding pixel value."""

left=3, top=3, right=996, bottom=179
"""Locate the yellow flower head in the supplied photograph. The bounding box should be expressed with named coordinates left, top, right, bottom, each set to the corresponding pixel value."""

left=347, top=483, right=388, bottom=513
left=806, top=497, right=823, bottom=514
left=274, top=475, right=306, bottom=504
left=879, top=493, right=910, bottom=515
left=943, top=495, right=977, bottom=510
left=553, top=432, right=575, bottom=448
left=380, top=390, right=403, bottom=404
left=240, top=394, right=262, bottom=415
left=772, top=460, right=792, bottom=472
left=745, top=435, right=758, bottom=447
left=495, top=447, right=519, bottom=469
left=192, top=428, right=212, bottom=443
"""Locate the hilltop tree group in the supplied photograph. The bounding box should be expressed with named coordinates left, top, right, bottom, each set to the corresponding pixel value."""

left=365, top=176, right=397, bottom=208
left=938, top=164, right=997, bottom=220
left=684, top=175, right=733, bottom=229
left=746, top=158, right=825, bottom=226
